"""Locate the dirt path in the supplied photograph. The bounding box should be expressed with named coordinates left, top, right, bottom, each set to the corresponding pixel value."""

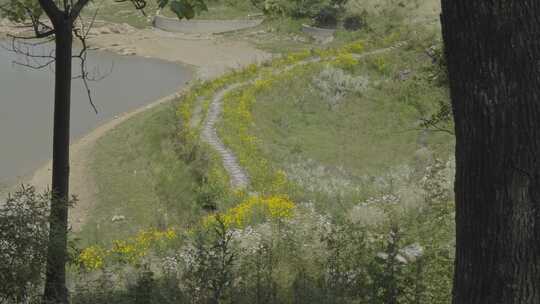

left=2, top=21, right=271, bottom=231
left=201, top=42, right=407, bottom=190
left=202, top=83, right=251, bottom=189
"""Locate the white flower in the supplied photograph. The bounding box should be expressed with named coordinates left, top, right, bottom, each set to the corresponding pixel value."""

left=400, top=243, right=424, bottom=263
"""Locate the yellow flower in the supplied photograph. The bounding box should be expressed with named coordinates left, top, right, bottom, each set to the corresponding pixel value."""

left=202, top=195, right=296, bottom=230
left=254, top=78, right=272, bottom=91
left=264, top=196, right=295, bottom=220
left=78, top=245, right=106, bottom=270
left=333, top=53, right=359, bottom=71
left=345, top=40, right=365, bottom=54
left=372, top=56, right=387, bottom=73
left=165, top=228, right=177, bottom=240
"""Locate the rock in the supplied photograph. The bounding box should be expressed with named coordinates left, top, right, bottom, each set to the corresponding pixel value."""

left=112, top=215, right=126, bottom=222
left=99, top=27, right=112, bottom=34
left=398, top=69, right=412, bottom=81
left=395, top=254, right=408, bottom=264
left=110, top=25, right=122, bottom=34
left=118, top=48, right=136, bottom=56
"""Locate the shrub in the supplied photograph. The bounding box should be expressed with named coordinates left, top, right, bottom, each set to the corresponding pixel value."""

left=313, top=5, right=339, bottom=28
left=77, top=228, right=177, bottom=270
left=333, top=52, right=360, bottom=71
left=425, top=42, right=448, bottom=86
left=312, top=66, right=368, bottom=109
left=261, top=0, right=349, bottom=19
left=343, top=13, right=365, bottom=31
left=180, top=218, right=238, bottom=303
left=0, top=186, right=49, bottom=303
left=263, top=0, right=330, bottom=18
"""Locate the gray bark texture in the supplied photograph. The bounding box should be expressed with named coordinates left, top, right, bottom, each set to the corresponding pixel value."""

left=441, top=1, right=540, bottom=303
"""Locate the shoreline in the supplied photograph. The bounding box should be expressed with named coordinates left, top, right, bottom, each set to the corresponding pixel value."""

left=28, top=88, right=189, bottom=231
left=1, top=18, right=271, bottom=231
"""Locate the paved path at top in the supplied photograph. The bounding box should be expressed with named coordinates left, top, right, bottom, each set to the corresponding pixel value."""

left=201, top=42, right=408, bottom=190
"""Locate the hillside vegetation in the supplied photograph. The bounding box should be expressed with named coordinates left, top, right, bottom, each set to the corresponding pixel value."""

left=68, top=2, right=455, bottom=302
left=1, top=0, right=456, bottom=303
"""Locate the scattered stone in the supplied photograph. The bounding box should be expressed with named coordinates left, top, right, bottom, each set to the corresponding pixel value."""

left=398, top=69, right=412, bottom=81
left=395, top=254, right=408, bottom=264
left=112, top=215, right=126, bottom=222
left=100, top=28, right=112, bottom=34
left=118, top=48, right=137, bottom=56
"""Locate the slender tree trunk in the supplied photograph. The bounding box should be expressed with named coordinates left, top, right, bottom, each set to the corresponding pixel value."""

left=43, top=15, right=72, bottom=304
left=441, top=1, right=540, bottom=303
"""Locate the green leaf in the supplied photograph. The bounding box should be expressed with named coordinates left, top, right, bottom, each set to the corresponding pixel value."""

left=158, top=0, right=169, bottom=9
left=170, top=0, right=194, bottom=19
left=1, top=0, right=43, bottom=23
left=169, top=0, right=207, bottom=20
left=191, top=0, right=208, bottom=14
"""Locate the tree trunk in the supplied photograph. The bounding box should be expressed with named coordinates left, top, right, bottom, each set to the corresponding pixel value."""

left=43, top=15, right=72, bottom=304
left=441, top=1, right=540, bottom=303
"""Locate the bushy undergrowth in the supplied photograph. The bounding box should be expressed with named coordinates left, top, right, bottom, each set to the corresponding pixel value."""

left=0, top=186, right=49, bottom=303
left=66, top=155, right=454, bottom=304
left=2, top=31, right=454, bottom=303
left=67, top=37, right=454, bottom=303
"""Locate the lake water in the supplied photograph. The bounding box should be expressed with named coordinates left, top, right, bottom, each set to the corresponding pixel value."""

left=0, top=42, right=192, bottom=184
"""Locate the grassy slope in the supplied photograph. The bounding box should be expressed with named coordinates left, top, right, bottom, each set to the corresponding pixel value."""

left=251, top=45, right=452, bottom=179
left=79, top=0, right=449, bottom=240
left=79, top=101, right=201, bottom=245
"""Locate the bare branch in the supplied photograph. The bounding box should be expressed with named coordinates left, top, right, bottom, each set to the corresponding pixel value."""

left=73, top=13, right=100, bottom=113
left=417, top=118, right=455, bottom=135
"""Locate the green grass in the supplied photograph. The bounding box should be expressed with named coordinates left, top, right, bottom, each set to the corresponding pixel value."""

left=188, top=1, right=260, bottom=20
left=253, top=51, right=452, bottom=175
left=84, top=0, right=260, bottom=28
left=84, top=0, right=156, bottom=28
left=216, top=31, right=454, bottom=211
left=78, top=101, right=202, bottom=246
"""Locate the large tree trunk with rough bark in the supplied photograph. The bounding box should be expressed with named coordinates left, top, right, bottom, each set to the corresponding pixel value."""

left=42, top=15, right=72, bottom=304
left=441, top=1, right=540, bottom=303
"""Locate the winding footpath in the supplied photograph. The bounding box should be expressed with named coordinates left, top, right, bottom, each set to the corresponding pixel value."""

left=201, top=41, right=408, bottom=190
left=201, top=83, right=251, bottom=189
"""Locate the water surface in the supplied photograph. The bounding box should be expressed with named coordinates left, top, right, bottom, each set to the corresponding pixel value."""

left=0, top=42, right=192, bottom=184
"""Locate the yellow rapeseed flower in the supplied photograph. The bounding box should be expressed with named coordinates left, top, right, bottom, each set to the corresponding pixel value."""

left=78, top=245, right=106, bottom=270
left=333, top=53, right=359, bottom=71
left=202, top=195, right=296, bottom=229
left=345, top=40, right=365, bottom=54
left=264, top=196, right=295, bottom=220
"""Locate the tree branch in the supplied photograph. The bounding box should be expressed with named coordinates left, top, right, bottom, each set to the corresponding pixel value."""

left=37, top=0, right=61, bottom=22
left=70, top=0, right=92, bottom=21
